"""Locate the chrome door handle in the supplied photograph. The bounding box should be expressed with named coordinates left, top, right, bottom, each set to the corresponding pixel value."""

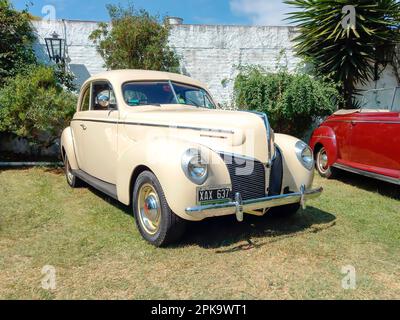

left=80, top=124, right=87, bottom=130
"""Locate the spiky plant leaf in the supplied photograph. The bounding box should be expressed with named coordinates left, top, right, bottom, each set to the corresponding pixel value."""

left=285, top=0, right=400, bottom=108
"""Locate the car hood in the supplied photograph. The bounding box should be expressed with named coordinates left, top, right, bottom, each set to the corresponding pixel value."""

left=122, top=104, right=272, bottom=162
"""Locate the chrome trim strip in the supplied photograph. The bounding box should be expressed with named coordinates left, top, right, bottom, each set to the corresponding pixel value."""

left=185, top=186, right=323, bottom=220
left=215, top=150, right=261, bottom=163
left=200, top=134, right=228, bottom=139
left=71, top=118, right=117, bottom=125
left=326, top=119, right=400, bottom=125
left=312, top=135, right=335, bottom=140
left=332, top=163, right=400, bottom=185
left=249, top=111, right=273, bottom=167
left=71, top=118, right=234, bottom=134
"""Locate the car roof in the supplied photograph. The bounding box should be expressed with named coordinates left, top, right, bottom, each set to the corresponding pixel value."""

left=84, top=69, right=207, bottom=89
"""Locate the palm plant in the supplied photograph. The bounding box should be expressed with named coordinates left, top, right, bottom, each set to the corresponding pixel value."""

left=285, top=0, right=400, bottom=108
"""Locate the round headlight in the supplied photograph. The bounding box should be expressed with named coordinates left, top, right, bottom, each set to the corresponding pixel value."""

left=181, top=149, right=208, bottom=185
left=295, top=141, right=314, bottom=171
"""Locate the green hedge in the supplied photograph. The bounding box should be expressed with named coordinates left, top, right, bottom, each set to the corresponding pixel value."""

left=234, top=67, right=340, bottom=138
left=0, top=65, right=77, bottom=148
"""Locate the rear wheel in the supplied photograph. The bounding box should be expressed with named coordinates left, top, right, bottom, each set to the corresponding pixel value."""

left=64, top=154, right=81, bottom=188
left=316, top=147, right=336, bottom=178
left=133, top=171, right=186, bottom=247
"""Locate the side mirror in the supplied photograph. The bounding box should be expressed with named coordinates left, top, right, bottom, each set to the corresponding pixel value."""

left=98, top=95, right=110, bottom=108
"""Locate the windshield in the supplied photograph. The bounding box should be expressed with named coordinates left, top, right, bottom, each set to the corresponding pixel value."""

left=122, top=81, right=216, bottom=109
left=361, top=87, right=400, bottom=111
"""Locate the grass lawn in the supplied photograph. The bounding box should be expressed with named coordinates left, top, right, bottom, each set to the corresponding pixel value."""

left=0, top=167, right=399, bottom=299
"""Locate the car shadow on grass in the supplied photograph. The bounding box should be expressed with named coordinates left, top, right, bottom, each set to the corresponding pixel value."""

left=84, top=184, right=336, bottom=251
left=178, top=206, right=336, bottom=251
left=85, top=184, right=132, bottom=213
left=332, top=170, right=400, bottom=200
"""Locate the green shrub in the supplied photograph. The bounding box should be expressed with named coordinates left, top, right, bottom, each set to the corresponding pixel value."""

left=0, top=0, right=37, bottom=86
left=234, top=66, right=340, bottom=138
left=89, top=2, right=180, bottom=72
left=0, top=65, right=77, bottom=148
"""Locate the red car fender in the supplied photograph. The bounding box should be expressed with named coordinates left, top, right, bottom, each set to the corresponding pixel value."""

left=310, top=125, right=338, bottom=166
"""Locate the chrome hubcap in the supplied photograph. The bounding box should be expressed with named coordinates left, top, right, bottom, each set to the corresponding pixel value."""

left=65, top=158, right=74, bottom=184
left=138, top=183, right=161, bottom=235
left=318, top=149, right=329, bottom=173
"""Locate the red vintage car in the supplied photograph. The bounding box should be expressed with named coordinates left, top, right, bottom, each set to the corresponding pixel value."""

left=310, top=87, right=400, bottom=185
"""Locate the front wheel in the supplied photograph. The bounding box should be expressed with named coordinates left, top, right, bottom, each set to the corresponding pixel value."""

left=133, top=171, right=186, bottom=247
left=316, top=147, right=337, bottom=179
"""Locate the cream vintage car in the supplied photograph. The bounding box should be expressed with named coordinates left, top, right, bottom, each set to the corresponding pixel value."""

left=61, top=70, right=322, bottom=246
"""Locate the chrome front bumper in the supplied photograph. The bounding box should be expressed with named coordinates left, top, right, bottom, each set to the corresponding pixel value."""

left=185, top=185, right=323, bottom=221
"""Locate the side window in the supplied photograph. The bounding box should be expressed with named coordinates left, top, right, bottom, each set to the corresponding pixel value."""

left=80, top=87, right=90, bottom=112
left=91, top=82, right=117, bottom=111
left=204, top=95, right=215, bottom=109
left=183, top=90, right=215, bottom=109
left=185, top=91, right=204, bottom=107
left=392, top=89, right=400, bottom=112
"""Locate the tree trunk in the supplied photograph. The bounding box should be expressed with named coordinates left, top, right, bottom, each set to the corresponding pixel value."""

left=342, top=75, right=355, bottom=109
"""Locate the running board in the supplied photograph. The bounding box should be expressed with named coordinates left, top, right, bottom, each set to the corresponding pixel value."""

left=72, top=169, right=118, bottom=199
left=333, top=163, right=400, bottom=185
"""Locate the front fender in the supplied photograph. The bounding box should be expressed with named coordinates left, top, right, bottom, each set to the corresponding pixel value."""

left=309, top=125, right=338, bottom=166
left=60, top=127, right=78, bottom=170
left=116, top=137, right=231, bottom=221
left=275, top=134, right=314, bottom=192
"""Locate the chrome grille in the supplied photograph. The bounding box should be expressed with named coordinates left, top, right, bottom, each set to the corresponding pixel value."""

left=220, top=153, right=267, bottom=201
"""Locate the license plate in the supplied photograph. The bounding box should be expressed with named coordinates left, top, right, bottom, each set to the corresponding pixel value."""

left=197, top=186, right=232, bottom=205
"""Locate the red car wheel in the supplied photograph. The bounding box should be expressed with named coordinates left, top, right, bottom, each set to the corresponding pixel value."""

left=316, top=147, right=336, bottom=178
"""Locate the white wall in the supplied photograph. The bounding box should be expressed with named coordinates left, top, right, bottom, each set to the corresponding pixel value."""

left=169, top=24, right=301, bottom=104
left=33, top=20, right=107, bottom=86
left=32, top=19, right=399, bottom=105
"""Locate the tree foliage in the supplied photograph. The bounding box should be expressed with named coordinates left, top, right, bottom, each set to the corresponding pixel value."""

left=0, top=66, right=77, bottom=148
left=285, top=0, right=400, bottom=108
left=234, top=66, right=340, bottom=138
left=0, top=0, right=37, bottom=86
left=89, top=3, right=179, bottom=72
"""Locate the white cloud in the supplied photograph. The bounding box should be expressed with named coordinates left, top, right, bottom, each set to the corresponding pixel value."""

left=230, top=0, right=292, bottom=26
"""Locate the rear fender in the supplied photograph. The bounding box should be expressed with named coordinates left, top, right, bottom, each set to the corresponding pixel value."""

left=60, top=127, right=79, bottom=170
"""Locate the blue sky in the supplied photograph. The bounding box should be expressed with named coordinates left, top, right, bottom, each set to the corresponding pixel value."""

left=12, top=0, right=292, bottom=25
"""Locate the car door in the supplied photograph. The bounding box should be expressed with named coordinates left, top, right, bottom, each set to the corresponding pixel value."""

left=325, top=114, right=353, bottom=163
left=74, top=80, right=119, bottom=184
left=349, top=111, right=400, bottom=178
left=71, top=84, right=90, bottom=170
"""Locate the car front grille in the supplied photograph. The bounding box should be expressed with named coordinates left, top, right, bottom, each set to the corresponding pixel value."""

left=219, top=153, right=267, bottom=201
left=268, top=147, right=283, bottom=196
